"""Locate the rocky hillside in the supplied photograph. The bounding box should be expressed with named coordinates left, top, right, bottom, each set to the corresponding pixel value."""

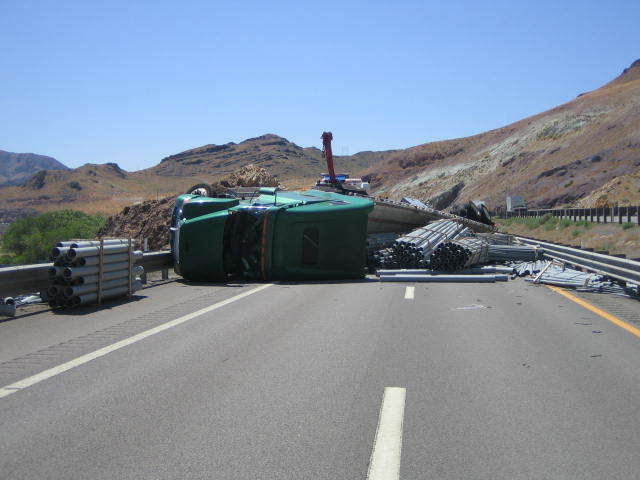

left=0, top=150, right=68, bottom=186
left=365, top=59, right=640, bottom=211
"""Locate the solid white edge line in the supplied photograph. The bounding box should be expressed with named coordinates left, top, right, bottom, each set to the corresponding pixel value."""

left=404, top=286, right=415, bottom=300
left=367, top=387, right=407, bottom=480
left=0, top=283, right=274, bottom=399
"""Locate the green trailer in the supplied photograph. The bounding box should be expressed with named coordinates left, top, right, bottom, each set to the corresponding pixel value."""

left=170, top=188, right=374, bottom=282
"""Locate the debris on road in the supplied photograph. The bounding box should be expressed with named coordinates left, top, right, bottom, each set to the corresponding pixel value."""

left=370, top=220, right=639, bottom=296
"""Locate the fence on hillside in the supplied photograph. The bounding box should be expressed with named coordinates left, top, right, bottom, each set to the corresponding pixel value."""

left=505, top=206, right=640, bottom=225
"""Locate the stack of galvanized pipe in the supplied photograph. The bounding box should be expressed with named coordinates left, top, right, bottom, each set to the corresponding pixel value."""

left=371, top=220, right=469, bottom=269
left=428, top=236, right=490, bottom=271
left=47, top=239, right=144, bottom=308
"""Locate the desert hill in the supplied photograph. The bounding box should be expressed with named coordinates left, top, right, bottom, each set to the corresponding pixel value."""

left=0, top=150, right=68, bottom=186
left=365, top=59, right=640, bottom=211
left=144, top=133, right=393, bottom=186
left=0, top=163, right=199, bottom=218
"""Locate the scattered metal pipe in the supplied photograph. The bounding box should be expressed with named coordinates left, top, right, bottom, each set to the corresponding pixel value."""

left=377, top=266, right=515, bottom=276
left=379, top=274, right=509, bottom=283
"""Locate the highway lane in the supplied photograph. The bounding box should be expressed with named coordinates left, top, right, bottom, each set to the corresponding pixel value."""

left=1, top=277, right=640, bottom=479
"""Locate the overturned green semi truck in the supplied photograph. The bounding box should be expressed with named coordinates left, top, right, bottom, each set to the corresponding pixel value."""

left=170, top=188, right=374, bottom=282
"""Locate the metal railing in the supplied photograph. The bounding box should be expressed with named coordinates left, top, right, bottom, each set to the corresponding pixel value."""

left=506, top=206, right=640, bottom=225
left=515, top=237, right=640, bottom=286
left=0, top=251, right=172, bottom=299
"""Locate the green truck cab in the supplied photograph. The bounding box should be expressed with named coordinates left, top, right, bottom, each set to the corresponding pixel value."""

left=170, top=188, right=374, bottom=282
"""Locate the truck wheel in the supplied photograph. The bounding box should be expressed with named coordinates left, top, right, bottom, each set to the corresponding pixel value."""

left=186, top=183, right=212, bottom=196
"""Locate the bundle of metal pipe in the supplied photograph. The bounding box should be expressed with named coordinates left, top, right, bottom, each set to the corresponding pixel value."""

left=371, top=220, right=469, bottom=269
left=488, top=244, right=542, bottom=262
left=367, top=233, right=399, bottom=250
left=429, top=236, right=489, bottom=271
left=369, top=247, right=400, bottom=269
left=47, top=239, right=143, bottom=308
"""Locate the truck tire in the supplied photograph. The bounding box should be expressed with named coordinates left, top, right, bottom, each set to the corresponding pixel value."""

left=185, top=183, right=212, bottom=197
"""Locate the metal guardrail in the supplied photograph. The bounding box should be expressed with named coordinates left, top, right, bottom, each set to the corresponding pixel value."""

left=0, top=251, right=172, bottom=299
left=515, top=237, right=640, bottom=286
left=506, top=206, right=640, bottom=225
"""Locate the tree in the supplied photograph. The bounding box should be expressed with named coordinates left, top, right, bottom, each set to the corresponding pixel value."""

left=1, top=210, right=107, bottom=264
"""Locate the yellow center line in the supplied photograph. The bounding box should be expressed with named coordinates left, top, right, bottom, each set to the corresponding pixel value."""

left=547, top=285, right=640, bottom=338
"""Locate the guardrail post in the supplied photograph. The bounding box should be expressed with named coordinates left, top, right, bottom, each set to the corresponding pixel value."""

left=162, top=269, right=169, bottom=280
left=618, top=207, right=622, bottom=224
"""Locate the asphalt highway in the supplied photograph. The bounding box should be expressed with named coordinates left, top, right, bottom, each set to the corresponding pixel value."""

left=1, top=276, right=640, bottom=479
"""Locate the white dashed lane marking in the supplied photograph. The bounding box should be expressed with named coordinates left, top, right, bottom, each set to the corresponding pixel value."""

left=404, top=286, right=415, bottom=300
left=368, top=387, right=406, bottom=480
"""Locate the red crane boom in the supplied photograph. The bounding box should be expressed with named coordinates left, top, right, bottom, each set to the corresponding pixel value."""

left=321, top=131, right=337, bottom=184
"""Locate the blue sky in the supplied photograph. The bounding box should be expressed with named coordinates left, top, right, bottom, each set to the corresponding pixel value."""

left=2, top=0, right=639, bottom=171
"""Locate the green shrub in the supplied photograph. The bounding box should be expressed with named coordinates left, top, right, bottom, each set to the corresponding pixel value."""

left=574, top=220, right=593, bottom=229
left=540, top=213, right=554, bottom=224
left=622, top=222, right=636, bottom=230
left=1, top=210, right=107, bottom=264
left=543, top=216, right=560, bottom=231
left=560, top=218, right=573, bottom=228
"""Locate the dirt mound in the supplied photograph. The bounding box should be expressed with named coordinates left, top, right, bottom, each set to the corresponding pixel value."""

left=98, top=196, right=175, bottom=251
left=222, top=164, right=282, bottom=188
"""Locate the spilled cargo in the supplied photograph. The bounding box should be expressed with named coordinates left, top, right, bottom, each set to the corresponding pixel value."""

left=170, top=188, right=374, bottom=282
